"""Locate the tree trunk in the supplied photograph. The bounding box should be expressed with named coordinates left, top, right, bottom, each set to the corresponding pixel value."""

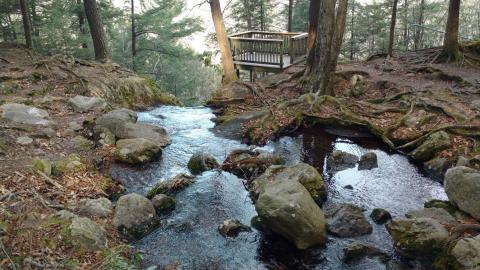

left=330, top=0, right=348, bottom=66
left=131, top=0, right=136, bottom=57
left=403, top=0, right=408, bottom=49
left=260, top=1, right=265, bottom=31
left=84, top=0, right=109, bottom=60
left=288, top=0, right=293, bottom=32
left=31, top=0, right=39, bottom=37
left=209, top=0, right=237, bottom=84
left=350, top=0, right=355, bottom=60
left=243, top=0, right=252, bottom=30
left=7, top=14, right=17, bottom=42
left=19, top=0, right=33, bottom=49
left=443, top=0, right=461, bottom=60
left=306, top=0, right=320, bottom=67
left=388, top=0, right=399, bottom=57
left=77, top=0, right=88, bottom=48
left=414, top=0, right=425, bottom=50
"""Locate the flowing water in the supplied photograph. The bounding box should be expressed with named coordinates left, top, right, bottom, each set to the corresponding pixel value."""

left=110, top=106, right=447, bottom=270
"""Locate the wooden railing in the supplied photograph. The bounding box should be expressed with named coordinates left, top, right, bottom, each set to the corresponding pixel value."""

left=228, top=31, right=308, bottom=68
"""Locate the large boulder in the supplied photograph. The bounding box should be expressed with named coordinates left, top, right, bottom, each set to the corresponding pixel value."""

left=326, top=150, right=359, bottom=172
left=358, top=152, right=378, bottom=170
left=424, top=157, right=453, bottom=182
left=151, top=194, right=176, bottom=215
left=114, top=122, right=171, bottom=147
left=113, top=193, right=160, bottom=239
left=0, top=103, right=56, bottom=127
left=410, top=131, right=451, bottom=161
left=449, top=235, right=480, bottom=270
left=325, top=203, right=372, bottom=237
left=146, top=173, right=196, bottom=199
left=187, top=152, right=219, bottom=175
left=115, top=138, right=161, bottom=164
left=52, top=154, right=85, bottom=176
left=77, top=198, right=113, bottom=217
left=405, top=208, right=457, bottom=225
left=370, top=208, right=392, bottom=224
left=69, top=216, right=106, bottom=251
left=255, top=180, right=327, bottom=250
left=250, top=163, right=327, bottom=204
left=68, top=95, right=107, bottom=112
left=444, top=166, right=480, bottom=220
left=94, top=108, right=138, bottom=135
left=386, top=218, right=449, bottom=258
left=222, top=149, right=284, bottom=180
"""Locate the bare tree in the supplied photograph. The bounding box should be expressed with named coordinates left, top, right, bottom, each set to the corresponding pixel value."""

left=84, top=0, right=109, bottom=60
left=350, top=0, right=355, bottom=60
left=19, top=0, right=33, bottom=48
left=414, top=0, right=425, bottom=50
left=209, top=0, right=237, bottom=84
left=131, top=0, right=136, bottom=56
left=443, top=0, right=461, bottom=61
left=388, top=0, right=399, bottom=57
left=288, top=0, right=294, bottom=32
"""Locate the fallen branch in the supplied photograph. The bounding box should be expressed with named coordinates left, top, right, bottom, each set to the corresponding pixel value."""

left=36, top=171, right=64, bottom=190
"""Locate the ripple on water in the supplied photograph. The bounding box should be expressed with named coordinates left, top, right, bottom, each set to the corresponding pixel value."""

left=110, top=106, right=447, bottom=270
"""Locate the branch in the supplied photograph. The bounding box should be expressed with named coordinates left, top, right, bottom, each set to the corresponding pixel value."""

left=135, top=48, right=180, bottom=57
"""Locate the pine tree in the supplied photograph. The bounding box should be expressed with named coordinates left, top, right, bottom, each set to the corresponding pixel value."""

left=83, top=0, right=109, bottom=60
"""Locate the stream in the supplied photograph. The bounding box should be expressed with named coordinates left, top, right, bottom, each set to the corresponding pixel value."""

left=110, top=106, right=448, bottom=270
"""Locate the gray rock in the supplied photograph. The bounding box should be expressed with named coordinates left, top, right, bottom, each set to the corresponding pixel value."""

left=16, top=136, right=33, bottom=145
left=95, top=108, right=138, bottom=135
left=444, top=166, right=480, bottom=220
left=187, top=151, right=219, bottom=175
left=471, top=100, right=480, bottom=111
left=0, top=103, right=56, bottom=127
left=450, top=235, right=480, bottom=269
left=218, top=219, right=250, bottom=238
left=222, top=149, right=284, bottom=180
left=114, top=122, right=171, bottom=147
left=370, top=208, right=392, bottom=224
left=68, top=121, right=83, bottom=131
left=35, top=127, right=56, bottom=139
left=358, top=152, right=378, bottom=170
left=386, top=218, right=449, bottom=257
left=54, top=210, right=78, bottom=220
left=98, top=129, right=116, bottom=145
left=69, top=216, right=106, bottom=251
left=151, top=194, right=176, bottom=214
left=325, top=203, right=372, bottom=237
left=342, top=241, right=389, bottom=262
left=115, top=138, right=161, bottom=164
left=326, top=150, right=359, bottom=172
left=255, top=180, right=327, bottom=250
left=410, top=131, right=451, bottom=161
left=424, top=157, right=453, bottom=182
left=72, top=136, right=95, bottom=151
left=250, top=163, right=327, bottom=204
left=77, top=198, right=113, bottom=217
left=146, top=173, right=195, bottom=199
left=113, top=193, right=160, bottom=239
left=52, top=154, right=85, bottom=176
left=405, top=208, right=457, bottom=224
left=68, top=95, right=107, bottom=113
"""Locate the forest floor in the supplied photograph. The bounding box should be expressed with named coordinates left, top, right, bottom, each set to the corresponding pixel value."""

left=211, top=43, right=480, bottom=180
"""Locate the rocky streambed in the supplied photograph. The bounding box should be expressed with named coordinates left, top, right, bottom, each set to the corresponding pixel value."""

left=109, top=105, right=468, bottom=269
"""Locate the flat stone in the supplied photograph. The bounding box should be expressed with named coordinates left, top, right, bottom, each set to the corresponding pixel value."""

left=0, top=103, right=56, bottom=127
left=405, top=208, right=457, bottom=225
left=325, top=203, right=372, bottom=238
left=115, top=138, right=161, bottom=164
left=77, top=198, right=113, bottom=217
left=68, top=95, right=107, bottom=113
left=16, top=136, right=33, bottom=145
left=69, top=216, right=106, bottom=251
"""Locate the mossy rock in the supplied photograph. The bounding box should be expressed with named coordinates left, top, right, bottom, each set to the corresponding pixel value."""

left=52, top=154, right=85, bottom=176
left=187, top=152, right=219, bottom=175
left=146, top=173, right=195, bottom=199
left=0, top=139, right=6, bottom=155
left=33, top=158, right=52, bottom=176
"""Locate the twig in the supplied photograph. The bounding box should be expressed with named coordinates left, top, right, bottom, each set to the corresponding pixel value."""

left=36, top=171, right=64, bottom=190
left=0, top=57, right=11, bottom=63
left=0, top=240, right=17, bottom=270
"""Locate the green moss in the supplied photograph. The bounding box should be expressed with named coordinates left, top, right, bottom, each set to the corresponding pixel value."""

left=52, top=154, right=85, bottom=176
left=33, top=158, right=52, bottom=176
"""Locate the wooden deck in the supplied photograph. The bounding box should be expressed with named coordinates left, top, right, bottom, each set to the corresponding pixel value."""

left=228, top=31, right=308, bottom=80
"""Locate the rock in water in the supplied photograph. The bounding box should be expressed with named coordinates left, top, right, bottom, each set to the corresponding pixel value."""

left=0, top=103, right=56, bottom=127
left=113, top=193, right=160, bottom=239
left=325, top=203, right=372, bottom=237
left=222, top=149, right=284, bottom=180
left=326, top=150, right=359, bottom=172
left=115, top=138, right=161, bottom=164
left=444, top=166, right=480, bottom=220
left=187, top=152, right=219, bottom=175
left=423, top=157, right=452, bottom=182
left=151, top=194, right=176, bottom=214
left=250, top=163, right=327, bottom=204
left=95, top=108, right=138, bottom=135
left=255, top=180, right=327, bottom=250
left=114, top=122, right=171, bottom=147
left=370, top=208, right=392, bottom=224
left=68, top=95, right=107, bottom=113
left=405, top=208, right=457, bottom=225
left=77, top=198, right=113, bottom=217
left=358, top=152, right=378, bottom=170
left=69, top=216, right=106, bottom=251
left=410, top=131, right=451, bottom=161
left=146, top=173, right=195, bottom=199
left=218, top=219, right=249, bottom=238
left=342, top=241, right=388, bottom=262
left=449, top=235, right=480, bottom=270
left=386, top=218, right=449, bottom=258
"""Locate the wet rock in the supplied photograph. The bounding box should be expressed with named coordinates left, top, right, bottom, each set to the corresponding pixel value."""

left=444, top=166, right=480, bottom=220
left=255, top=180, right=327, bottom=250
left=69, top=216, right=107, bottom=251
left=222, top=149, right=284, bottom=180
left=250, top=163, right=327, bottom=204
left=151, top=194, right=176, bottom=214
left=342, top=241, right=389, bottom=262
left=410, top=131, right=451, bottom=161
left=0, top=103, right=56, bottom=127
left=325, top=203, right=372, bottom=237
left=72, top=136, right=95, bottom=151
left=250, top=216, right=269, bottom=231
left=344, top=185, right=354, bottom=190
left=405, top=208, right=457, bottom=225
left=326, top=150, right=359, bottom=172
left=449, top=235, right=480, bottom=270
left=77, top=198, right=113, bottom=217
left=113, top=193, right=160, bottom=239
left=146, top=173, right=195, bottom=199
left=94, top=108, right=138, bottom=135
left=68, top=95, right=107, bottom=113
left=386, top=218, right=449, bottom=258
left=33, top=158, right=52, bottom=176
left=424, top=200, right=458, bottom=215
left=115, top=138, right=161, bottom=164
left=16, top=136, right=33, bottom=145
left=423, top=157, right=453, bottom=182
left=218, top=219, right=249, bottom=238
left=52, top=154, right=85, bottom=176
left=187, top=151, right=219, bottom=175
left=370, top=208, right=392, bottom=224
left=113, top=122, right=171, bottom=147
left=358, top=152, right=378, bottom=170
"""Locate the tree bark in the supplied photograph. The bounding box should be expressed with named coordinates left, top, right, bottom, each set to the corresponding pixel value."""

left=403, top=0, right=408, bottom=49
left=388, top=0, right=399, bottom=57
left=19, top=0, right=33, bottom=49
left=330, top=0, right=348, bottom=66
left=209, top=0, right=237, bottom=84
left=77, top=0, right=88, bottom=48
left=307, top=0, right=320, bottom=53
left=288, top=0, right=294, bottom=32
left=260, top=1, right=266, bottom=31
left=242, top=0, right=252, bottom=30
left=31, top=0, right=39, bottom=37
left=131, top=0, right=136, bottom=56
left=414, top=0, right=425, bottom=50
left=350, top=0, right=355, bottom=60
left=84, top=0, right=109, bottom=60
left=7, top=14, right=17, bottom=42
left=443, top=0, right=461, bottom=60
